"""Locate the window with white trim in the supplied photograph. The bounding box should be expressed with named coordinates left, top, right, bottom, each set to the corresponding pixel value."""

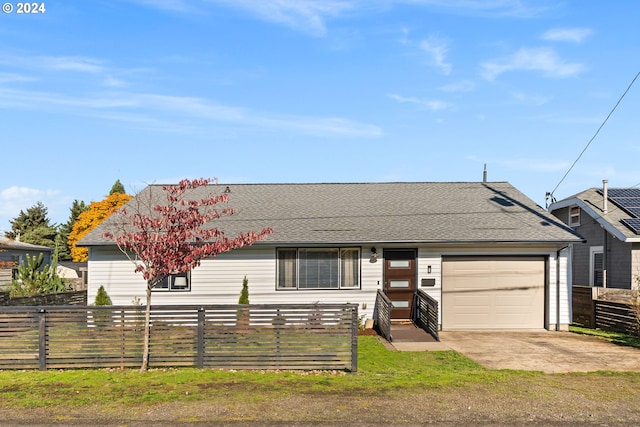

left=590, top=246, right=603, bottom=287
left=569, top=206, right=581, bottom=227
left=277, top=248, right=360, bottom=290
left=153, top=271, right=191, bottom=292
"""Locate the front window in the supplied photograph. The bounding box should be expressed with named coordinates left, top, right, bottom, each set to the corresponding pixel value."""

left=277, top=248, right=360, bottom=290
left=153, top=271, right=191, bottom=292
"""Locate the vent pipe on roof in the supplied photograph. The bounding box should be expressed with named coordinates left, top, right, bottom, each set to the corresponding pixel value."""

left=603, top=179, right=608, bottom=214
left=483, top=164, right=487, bottom=183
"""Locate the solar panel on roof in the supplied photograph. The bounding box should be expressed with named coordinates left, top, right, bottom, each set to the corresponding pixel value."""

left=621, top=218, right=640, bottom=234
left=610, top=197, right=640, bottom=209
left=594, top=188, right=640, bottom=233
left=605, top=188, right=640, bottom=198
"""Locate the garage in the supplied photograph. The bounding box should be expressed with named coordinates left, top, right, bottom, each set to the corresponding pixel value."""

left=442, top=256, right=546, bottom=330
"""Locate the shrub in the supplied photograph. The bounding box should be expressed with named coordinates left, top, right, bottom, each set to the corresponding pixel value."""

left=94, top=285, right=112, bottom=306
left=9, top=252, right=66, bottom=298
left=238, top=275, right=249, bottom=304
left=237, top=276, right=250, bottom=329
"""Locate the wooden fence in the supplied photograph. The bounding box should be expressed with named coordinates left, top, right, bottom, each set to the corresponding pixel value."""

left=572, top=286, right=639, bottom=335
left=0, top=304, right=358, bottom=371
left=572, top=286, right=595, bottom=327
left=595, top=300, right=638, bottom=335
left=0, top=290, right=87, bottom=307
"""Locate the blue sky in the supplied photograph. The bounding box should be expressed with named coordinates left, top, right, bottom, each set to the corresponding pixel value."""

left=1, top=0, right=639, bottom=233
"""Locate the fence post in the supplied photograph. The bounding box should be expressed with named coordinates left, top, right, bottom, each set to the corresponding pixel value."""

left=38, top=308, right=46, bottom=371
left=120, top=309, right=125, bottom=370
left=351, top=305, right=358, bottom=373
left=197, top=307, right=205, bottom=368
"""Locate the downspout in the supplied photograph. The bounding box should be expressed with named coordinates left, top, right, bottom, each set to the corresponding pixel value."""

left=556, top=246, right=569, bottom=331
left=603, top=179, right=608, bottom=288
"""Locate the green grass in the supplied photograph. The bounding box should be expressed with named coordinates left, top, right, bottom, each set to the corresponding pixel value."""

left=0, top=336, right=534, bottom=408
left=2, top=336, right=640, bottom=425
left=570, top=325, right=640, bottom=348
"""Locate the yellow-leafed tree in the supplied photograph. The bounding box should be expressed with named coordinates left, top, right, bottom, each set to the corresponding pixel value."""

left=68, top=192, right=132, bottom=262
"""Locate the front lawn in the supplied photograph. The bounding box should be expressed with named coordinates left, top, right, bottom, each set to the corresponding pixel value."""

left=1, top=336, right=639, bottom=424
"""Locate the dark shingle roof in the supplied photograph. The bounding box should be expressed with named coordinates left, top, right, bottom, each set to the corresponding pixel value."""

left=80, top=181, right=582, bottom=246
left=552, top=187, right=640, bottom=240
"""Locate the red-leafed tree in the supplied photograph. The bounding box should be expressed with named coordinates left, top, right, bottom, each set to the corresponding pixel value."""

left=103, top=178, right=272, bottom=371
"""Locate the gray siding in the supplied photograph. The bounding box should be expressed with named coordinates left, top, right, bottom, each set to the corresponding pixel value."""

left=552, top=206, right=634, bottom=289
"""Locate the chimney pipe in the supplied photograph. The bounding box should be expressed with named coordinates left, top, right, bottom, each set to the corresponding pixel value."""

left=603, top=179, right=608, bottom=214
left=483, top=164, right=487, bottom=183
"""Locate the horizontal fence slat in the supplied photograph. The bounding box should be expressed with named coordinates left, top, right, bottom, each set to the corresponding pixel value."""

left=0, top=304, right=357, bottom=371
left=594, top=299, right=639, bottom=335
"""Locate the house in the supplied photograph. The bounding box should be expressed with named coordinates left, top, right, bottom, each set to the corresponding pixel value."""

left=79, top=181, right=583, bottom=331
left=549, top=180, right=640, bottom=290
left=0, top=236, right=53, bottom=290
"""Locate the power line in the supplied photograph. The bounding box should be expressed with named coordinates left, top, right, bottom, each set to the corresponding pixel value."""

left=549, top=70, right=640, bottom=199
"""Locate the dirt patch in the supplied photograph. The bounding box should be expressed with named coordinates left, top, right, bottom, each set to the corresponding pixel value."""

left=2, top=377, right=640, bottom=426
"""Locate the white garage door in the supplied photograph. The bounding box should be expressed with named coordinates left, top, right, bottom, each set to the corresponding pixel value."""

left=442, top=257, right=545, bottom=330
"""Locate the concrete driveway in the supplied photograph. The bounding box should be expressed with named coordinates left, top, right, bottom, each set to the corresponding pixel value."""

left=384, top=331, right=640, bottom=373
left=436, top=331, right=640, bottom=373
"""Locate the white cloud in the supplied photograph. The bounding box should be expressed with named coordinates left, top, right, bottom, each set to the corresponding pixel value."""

left=103, top=75, right=127, bottom=87
left=388, top=93, right=450, bottom=111
left=420, top=36, right=452, bottom=75
left=439, top=80, right=475, bottom=92
left=511, top=91, right=552, bottom=106
left=0, top=72, right=36, bottom=84
left=0, top=87, right=381, bottom=137
left=124, top=0, right=200, bottom=13
left=401, top=0, right=552, bottom=18
left=126, top=0, right=552, bottom=37
left=212, top=0, right=355, bottom=36
left=0, top=186, right=67, bottom=229
left=541, top=28, right=592, bottom=43
left=481, top=47, right=584, bottom=80
left=0, top=54, right=105, bottom=73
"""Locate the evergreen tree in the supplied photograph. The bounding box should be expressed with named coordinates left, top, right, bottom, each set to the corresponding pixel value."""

left=238, top=275, right=249, bottom=304
left=56, top=200, right=88, bottom=261
left=109, top=180, right=126, bottom=195
left=94, top=285, right=112, bottom=305
left=5, top=202, right=57, bottom=247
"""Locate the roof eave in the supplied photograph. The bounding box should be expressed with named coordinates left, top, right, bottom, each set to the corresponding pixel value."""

left=549, top=197, right=633, bottom=242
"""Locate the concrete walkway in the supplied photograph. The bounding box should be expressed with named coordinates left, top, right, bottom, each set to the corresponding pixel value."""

left=385, top=328, right=640, bottom=373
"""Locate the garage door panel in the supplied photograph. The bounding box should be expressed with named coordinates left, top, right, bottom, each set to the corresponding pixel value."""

left=443, top=257, right=545, bottom=330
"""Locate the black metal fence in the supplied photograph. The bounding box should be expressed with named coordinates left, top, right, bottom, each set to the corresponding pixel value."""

left=0, top=304, right=358, bottom=371
left=412, top=289, right=439, bottom=341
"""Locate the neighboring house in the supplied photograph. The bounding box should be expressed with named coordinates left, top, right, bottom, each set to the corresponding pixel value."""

left=79, top=181, right=583, bottom=331
left=0, top=236, right=53, bottom=290
left=549, top=181, right=640, bottom=290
